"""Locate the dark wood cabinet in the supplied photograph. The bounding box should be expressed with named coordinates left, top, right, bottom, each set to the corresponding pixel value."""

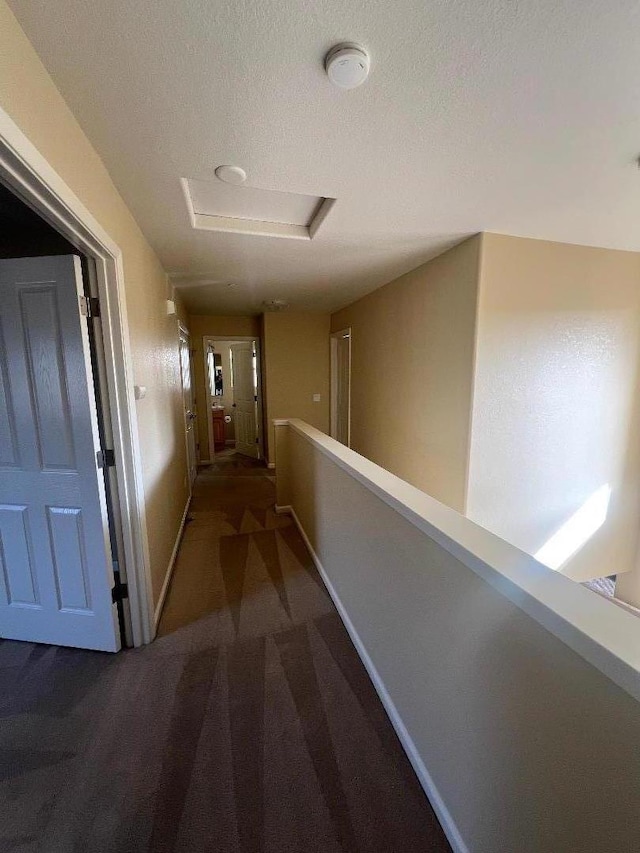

left=212, top=407, right=226, bottom=451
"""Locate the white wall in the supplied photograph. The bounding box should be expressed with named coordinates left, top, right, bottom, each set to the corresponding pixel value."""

left=276, top=420, right=640, bottom=853
left=468, top=234, right=640, bottom=582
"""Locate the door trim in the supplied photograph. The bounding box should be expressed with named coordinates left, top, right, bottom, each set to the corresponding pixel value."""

left=203, top=335, right=265, bottom=462
left=330, top=328, right=352, bottom=447
left=0, top=106, right=153, bottom=646
left=179, top=325, right=197, bottom=490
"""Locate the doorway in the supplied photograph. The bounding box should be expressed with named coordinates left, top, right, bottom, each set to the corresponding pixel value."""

left=0, top=107, right=152, bottom=647
left=0, top=181, right=126, bottom=651
left=330, top=328, right=352, bottom=447
left=204, top=336, right=264, bottom=461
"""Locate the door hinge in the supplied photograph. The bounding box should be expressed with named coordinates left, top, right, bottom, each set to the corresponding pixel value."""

left=111, top=581, right=129, bottom=603
left=79, top=295, right=101, bottom=318
left=96, top=448, right=116, bottom=468
left=256, top=437, right=259, bottom=443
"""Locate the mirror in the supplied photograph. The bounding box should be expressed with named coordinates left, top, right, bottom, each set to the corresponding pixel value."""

left=207, top=347, right=224, bottom=397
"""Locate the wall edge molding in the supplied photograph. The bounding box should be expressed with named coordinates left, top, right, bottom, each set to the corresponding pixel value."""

left=153, top=496, right=191, bottom=631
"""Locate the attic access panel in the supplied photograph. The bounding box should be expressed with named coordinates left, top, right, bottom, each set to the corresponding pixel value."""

left=182, top=177, right=335, bottom=240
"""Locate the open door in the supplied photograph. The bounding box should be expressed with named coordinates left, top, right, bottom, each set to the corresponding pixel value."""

left=179, top=327, right=198, bottom=486
left=0, top=255, right=120, bottom=651
left=230, top=341, right=259, bottom=459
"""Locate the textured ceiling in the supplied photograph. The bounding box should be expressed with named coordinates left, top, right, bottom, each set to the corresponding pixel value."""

left=8, top=0, right=640, bottom=314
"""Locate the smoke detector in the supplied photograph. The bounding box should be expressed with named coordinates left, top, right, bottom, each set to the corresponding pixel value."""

left=262, top=299, right=289, bottom=312
left=325, top=43, right=370, bottom=89
left=215, top=165, right=247, bottom=185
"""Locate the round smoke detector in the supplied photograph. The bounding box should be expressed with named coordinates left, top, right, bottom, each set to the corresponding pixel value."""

left=215, top=165, right=247, bottom=185
left=325, top=43, right=370, bottom=90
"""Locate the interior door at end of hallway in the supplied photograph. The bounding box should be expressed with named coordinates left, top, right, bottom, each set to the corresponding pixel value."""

left=0, top=255, right=120, bottom=651
left=230, top=342, right=259, bottom=459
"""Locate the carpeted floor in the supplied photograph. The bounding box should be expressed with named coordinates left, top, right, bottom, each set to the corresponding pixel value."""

left=0, top=452, right=451, bottom=853
left=582, top=576, right=615, bottom=597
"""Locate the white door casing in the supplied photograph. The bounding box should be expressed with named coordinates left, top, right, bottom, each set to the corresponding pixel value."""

left=230, top=341, right=259, bottom=459
left=330, top=328, right=351, bottom=447
left=0, top=255, right=120, bottom=651
left=179, top=328, right=197, bottom=486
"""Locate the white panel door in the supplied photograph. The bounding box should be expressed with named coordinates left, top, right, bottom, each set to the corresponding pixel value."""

left=230, top=342, right=259, bottom=459
left=0, top=255, right=120, bottom=651
left=179, top=329, right=197, bottom=484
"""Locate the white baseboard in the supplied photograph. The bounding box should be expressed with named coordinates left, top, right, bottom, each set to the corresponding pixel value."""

left=282, top=504, right=468, bottom=853
left=267, top=462, right=276, bottom=469
left=153, top=496, right=191, bottom=630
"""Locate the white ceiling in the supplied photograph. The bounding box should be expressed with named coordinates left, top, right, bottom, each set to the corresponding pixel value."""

left=8, top=0, right=640, bottom=314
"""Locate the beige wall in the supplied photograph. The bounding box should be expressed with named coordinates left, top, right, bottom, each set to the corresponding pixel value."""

left=331, top=236, right=481, bottom=512
left=263, top=312, right=330, bottom=463
left=0, top=1, right=189, bottom=605
left=468, top=234, right=640, bottom=582
left=174, top=290, right=189, bottom=331
left=188, top=315, right=260, bottom=460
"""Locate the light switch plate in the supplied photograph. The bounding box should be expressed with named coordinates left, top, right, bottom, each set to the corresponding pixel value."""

left=313, top=393, right=321, bottom=402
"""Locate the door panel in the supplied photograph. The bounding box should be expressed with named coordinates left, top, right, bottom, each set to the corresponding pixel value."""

left=0, top=504, right=38, bottom=605
left=230, top=342, right=259, bottom=459
left=47, top=506, right=92, bottom=611
left=0, top=329, right=19, bottom=467
left=0, top=255, right=120, bottom=651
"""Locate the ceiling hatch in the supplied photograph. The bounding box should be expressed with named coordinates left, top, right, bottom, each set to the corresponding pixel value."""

left=182, top=177, right=335, bottom=240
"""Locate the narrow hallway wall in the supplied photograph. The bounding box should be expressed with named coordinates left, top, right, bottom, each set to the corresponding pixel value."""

left=263, top=312, right=330, bottom=464
left=331, top=236, right=481, bottom=512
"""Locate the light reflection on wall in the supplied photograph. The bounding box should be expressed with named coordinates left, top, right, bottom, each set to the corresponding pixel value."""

left=534, top=485, right=612, bottom=571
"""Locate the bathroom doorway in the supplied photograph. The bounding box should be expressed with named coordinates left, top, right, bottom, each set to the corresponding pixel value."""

left=204, top=336, right=264, bottom=461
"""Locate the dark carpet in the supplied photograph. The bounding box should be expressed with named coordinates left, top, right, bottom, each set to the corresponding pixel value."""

left=0, top=452, right=451, bottom=852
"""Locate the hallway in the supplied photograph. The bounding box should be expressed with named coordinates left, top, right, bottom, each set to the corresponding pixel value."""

left=0, top=455, right=450, bottom=852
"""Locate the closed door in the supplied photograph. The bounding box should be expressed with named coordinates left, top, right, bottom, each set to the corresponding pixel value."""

left=179, top=329, right=197, bottom=485
left=0, top=255, right=120, bottom=651
left=230, top=342, right=259, bottom=458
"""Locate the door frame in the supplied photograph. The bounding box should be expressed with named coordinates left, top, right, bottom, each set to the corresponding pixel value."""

left=203, top=335, right=265, bottom=462
left=330, top=327, right=352, bottom=447
left=178, top=325, right=197, bottom=489
left=0, top=106, right=153, bottom=646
